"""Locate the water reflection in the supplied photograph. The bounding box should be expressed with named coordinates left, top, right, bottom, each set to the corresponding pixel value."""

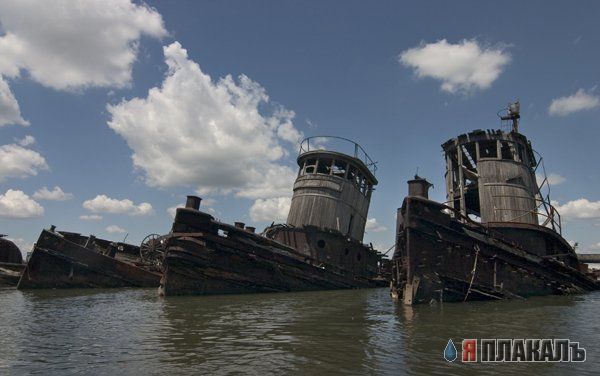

left=0, top=288, right=598, bottom=375
left=394, top=293, right=600, bottom=375
left=157, top=290, right=374, bottom=374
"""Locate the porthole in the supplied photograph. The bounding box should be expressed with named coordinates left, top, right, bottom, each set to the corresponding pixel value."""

left=317, top=239, right=326, bottom=249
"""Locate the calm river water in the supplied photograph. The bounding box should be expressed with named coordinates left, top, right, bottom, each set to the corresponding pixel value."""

left=0, top=287, right=599, bottom=375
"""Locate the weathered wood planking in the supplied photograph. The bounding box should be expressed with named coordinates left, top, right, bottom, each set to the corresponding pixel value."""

left=442, top=129, right=541, bottom=225
left=287, top=150, right=377, bottom=242
left=478, top=158, right=538, bottom=224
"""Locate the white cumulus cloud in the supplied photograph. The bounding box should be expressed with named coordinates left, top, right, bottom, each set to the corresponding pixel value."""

left=0, top=0, right=167, bottom=91
left=0, top=142, right=48, bottom=182
left=249, top=197, right=291, bottom=222
left=537, top=173, right=566, bottom=186
left=548, top=89, right=600, bottom=116
left=0, top=76, right=28, bottom=126
left=546, top=173, right=566, bottom=186
left=33, top=186, right=73, bottom=201
left=0, top=189, right=44, bottom=219
left=83, top=194, right=153, bottom=216
left=553, top=198, right=600, bottom=220
left=365, top=218, right=388, bottom=233
left=106, top=225, right=126, bottom=234
left=107, top=41, right=302, bottom=199
left=18, top=135, right=35, bottom=146
left=399, top=39, right=511, bottom=94
left=0, top=0, right=166, bottom=128
left=167, top=206, right=179, bottom=219
left=80, top=214, right=103, bottom=221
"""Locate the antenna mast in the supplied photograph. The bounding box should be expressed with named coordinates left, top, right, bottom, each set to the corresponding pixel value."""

left=500, top=100, right=520, bottom=132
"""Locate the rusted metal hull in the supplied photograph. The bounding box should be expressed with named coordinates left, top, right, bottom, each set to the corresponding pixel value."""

left=160, top=207, right=384, bottom=296
left=18, top=230, right=160, bottom=289
left=0, top=262, right=24, bottom=287
left=391, top=197, right=599, bottom=305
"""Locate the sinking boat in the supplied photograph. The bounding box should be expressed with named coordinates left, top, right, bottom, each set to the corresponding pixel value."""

left=0, top=235, right=25, bottom=287
left=160, top=136, right=388, bottom=296
left=17, top=227, right=162, bottom=289
left=391, top=101, right=599, bottom=305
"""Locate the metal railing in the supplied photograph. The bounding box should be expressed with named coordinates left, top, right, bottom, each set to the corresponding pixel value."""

left=298, top=136, right=378, bottom=175
left=532, top=150, right=562, bottom=234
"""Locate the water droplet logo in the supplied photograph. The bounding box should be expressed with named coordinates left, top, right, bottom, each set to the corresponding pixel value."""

left=443, top=339, right=458, bottom=362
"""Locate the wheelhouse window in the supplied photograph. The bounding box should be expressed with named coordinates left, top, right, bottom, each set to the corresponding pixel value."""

left=516, top=143, right=525, bottom=164
left=479, top=140, right=497, bottom=159
left=347, top=165, right=358, bottom=184
left=500, top=141, right=513, bottom=160
left=304, top=158, right=317, bottom=174
left=316, top=158, right=333, bottom=175
left=332, top=160, right=347, bottom=179
left=359, top=176, right=368, bottom=195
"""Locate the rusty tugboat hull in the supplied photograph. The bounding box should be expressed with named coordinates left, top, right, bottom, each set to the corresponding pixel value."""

left=391, top=197, right=598, bottom=305
left=161, top=137, right=388, bottom=296
left=392, top=103, right=599, bottom=305
left=18, top=229, right=161, bottom=289
left=159, top=198, right=384, bottom=296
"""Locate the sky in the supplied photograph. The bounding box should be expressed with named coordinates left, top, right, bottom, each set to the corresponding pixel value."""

left=1, top=0, right=599, bottom=256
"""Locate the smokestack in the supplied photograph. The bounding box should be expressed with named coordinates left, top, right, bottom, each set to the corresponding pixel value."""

left=245, top=226, right=256, bottom=233
left=234, top=222, right=245, bottom=229
left=185, top=196, right=202, bottom=210
left=407, top=175, right=433, bottom=199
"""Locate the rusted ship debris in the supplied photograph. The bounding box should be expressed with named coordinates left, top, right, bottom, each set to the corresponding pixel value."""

left=18, top=227, right=163, bottom=289
left=160, top=136, right=389, bottom=296
left=391, top=101, right=599, bottom=305
left=0, top=235, right=25, bottom=287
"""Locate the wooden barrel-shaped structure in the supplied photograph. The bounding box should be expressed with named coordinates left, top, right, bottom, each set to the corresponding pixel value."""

left=286, top=137, right=378, bottom=242
left=442, top=129, right=539, bottom=225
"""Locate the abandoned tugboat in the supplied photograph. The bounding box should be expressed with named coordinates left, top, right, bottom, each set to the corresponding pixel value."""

left=391, top=102, right=599, bottom=305
left=17, top=227, right=163, bottom=289
left=0, top=235, right=25, bottom=287
left=160, top=136, right=388, bottom=296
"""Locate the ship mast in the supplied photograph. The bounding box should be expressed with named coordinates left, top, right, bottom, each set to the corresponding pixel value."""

left=500, top=100, right=521, bottom=133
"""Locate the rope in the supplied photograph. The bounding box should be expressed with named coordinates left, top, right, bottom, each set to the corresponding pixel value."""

left=463, top=244, right=480, bottom=302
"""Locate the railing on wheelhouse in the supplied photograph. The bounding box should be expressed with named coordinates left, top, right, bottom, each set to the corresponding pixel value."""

left=298, top=136, right=378, bottom=176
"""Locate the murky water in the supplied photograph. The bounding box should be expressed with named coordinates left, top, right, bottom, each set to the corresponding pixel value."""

left=0, top=287, right=598, bottom=375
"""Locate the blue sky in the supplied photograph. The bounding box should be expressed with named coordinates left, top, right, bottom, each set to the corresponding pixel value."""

left=1, top=0, right=599, bottom=256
